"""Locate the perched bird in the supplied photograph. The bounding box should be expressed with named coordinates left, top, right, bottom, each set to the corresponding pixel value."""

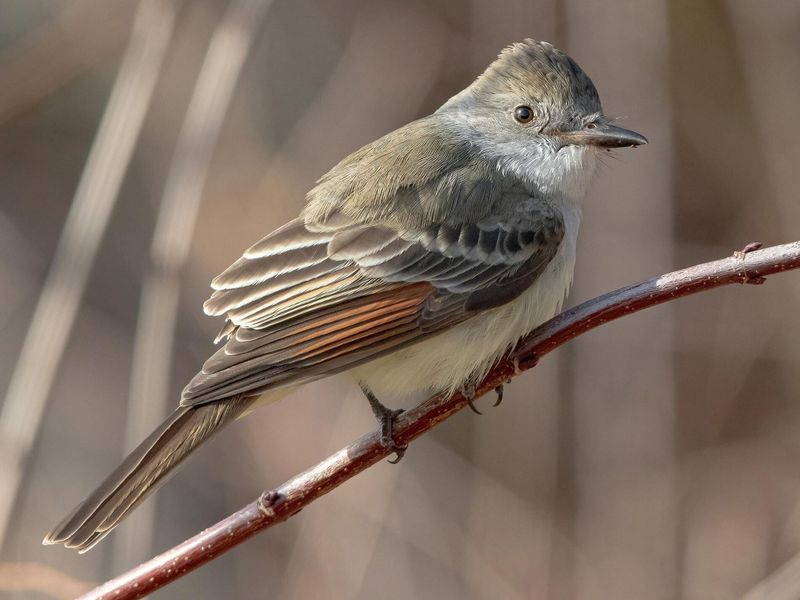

left=45, top=39, right=646, bottom=552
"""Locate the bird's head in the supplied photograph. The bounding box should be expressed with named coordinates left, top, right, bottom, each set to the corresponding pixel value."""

left=438, top=39, right=646, bottom=198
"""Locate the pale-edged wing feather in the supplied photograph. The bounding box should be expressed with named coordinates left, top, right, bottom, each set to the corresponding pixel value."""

left=182, top=201, right=564, bottom=405
left=186, top=121, right=566, bottom=405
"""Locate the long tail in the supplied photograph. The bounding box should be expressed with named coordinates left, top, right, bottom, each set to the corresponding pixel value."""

left=43, top=394, right=253, bottom=553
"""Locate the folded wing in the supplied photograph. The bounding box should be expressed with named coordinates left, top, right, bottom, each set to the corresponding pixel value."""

left=183, top=201, right=564, bottom=405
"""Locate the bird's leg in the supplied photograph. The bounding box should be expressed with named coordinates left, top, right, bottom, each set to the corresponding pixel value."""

left=360, top=385, right=407, bottom=464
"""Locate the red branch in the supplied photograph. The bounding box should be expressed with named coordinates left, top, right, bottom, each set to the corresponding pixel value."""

left=78, top=241, right=800, bottom=600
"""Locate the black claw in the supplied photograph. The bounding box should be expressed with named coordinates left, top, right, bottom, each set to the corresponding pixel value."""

left=387, top=445, right=407, bottom=464
left=466, top=396, right=483, bottom=415
left=493, top=385, right=504, bottom=407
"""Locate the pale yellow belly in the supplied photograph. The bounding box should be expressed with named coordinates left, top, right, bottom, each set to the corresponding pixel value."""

left=351, top=235, right=577, bottom=402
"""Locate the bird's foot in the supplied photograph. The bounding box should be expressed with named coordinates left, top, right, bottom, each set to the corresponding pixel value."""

left=460, top=381, right=482, bottom=415
left=733, top=241, right=766, bottom=285
left=462, top=378, right=511, bottom=413
left=360, top=385, right=407, bottom=463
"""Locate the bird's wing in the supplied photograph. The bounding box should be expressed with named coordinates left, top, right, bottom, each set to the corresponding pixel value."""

left=182, top=118, right=565, bottom=405
left=183, top=205, right=564, bottom=405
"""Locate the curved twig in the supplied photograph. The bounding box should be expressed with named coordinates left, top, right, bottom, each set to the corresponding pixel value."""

left=77, top=241, right=800, bottom=600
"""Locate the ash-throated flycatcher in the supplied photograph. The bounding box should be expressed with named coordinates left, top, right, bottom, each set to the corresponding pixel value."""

left=45, top=39, right=646, bottom=551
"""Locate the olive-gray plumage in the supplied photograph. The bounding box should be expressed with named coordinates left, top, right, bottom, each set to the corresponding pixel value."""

left=45, top=39, right=645, bottom=552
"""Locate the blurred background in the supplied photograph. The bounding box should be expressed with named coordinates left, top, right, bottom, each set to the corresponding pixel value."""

left=0, top=0, right=798, bottom=598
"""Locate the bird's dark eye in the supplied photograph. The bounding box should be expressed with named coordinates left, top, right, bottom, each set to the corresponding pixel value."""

left=514, top=105, right=534, bottom=124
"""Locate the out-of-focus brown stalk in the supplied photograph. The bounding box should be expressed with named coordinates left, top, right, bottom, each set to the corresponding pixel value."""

left=0, top=0, right=177, bottom=548
left=0, top=562, right=94, bottom=599
left=0, top=0, right=138, bottom=125
left=77, top=241, right=800, bottom=600
left=115, top=0, right=272, bottom=571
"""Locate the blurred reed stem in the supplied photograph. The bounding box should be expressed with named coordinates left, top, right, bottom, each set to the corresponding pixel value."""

left=0, top=0, right=136, bottom=125
left=112, top=0, right=273, bottom=572
left=0, top=0, right=177, bottom=548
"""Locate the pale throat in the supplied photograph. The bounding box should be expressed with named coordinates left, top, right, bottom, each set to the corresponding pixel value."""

left=493, top=141, right=598, bottom=201
left=439, top=103, right=598, bottom=201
